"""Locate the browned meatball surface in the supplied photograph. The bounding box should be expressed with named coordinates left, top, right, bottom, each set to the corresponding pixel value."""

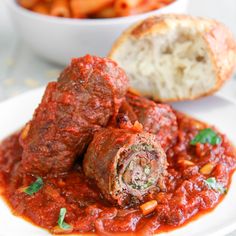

left=125, top=92, right=178, bottom=151
left=20, top=55, right=128, bottom=176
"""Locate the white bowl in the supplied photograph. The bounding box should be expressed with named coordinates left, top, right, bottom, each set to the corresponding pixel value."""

left=5, top=0, right=188, bottom=66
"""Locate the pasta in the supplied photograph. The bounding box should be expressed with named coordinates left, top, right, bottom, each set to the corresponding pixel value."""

left=92, top=6, right=116, bottom=18
left=70, top=0, right=114, bottom=18
left=17, top=0, right=176, bottom=18
left=126, top=0, right=165, bottom=16
left=32, top=2, right=50, bottom=15
left=114, top=0, right=143, bottom=17
left=50, top=0, right=71, bottom=17
left=18, top=0, right=41, bottom=9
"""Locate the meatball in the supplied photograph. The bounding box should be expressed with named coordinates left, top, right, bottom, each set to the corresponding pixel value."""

left=83, top=128, right=167, bottom=207
left=125, top=92, right=178, bottom=151
left=20, top=55, right=128, bottom=176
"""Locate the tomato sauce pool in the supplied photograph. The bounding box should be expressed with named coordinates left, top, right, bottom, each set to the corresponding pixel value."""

left=0, top=111, right=236, bottom=235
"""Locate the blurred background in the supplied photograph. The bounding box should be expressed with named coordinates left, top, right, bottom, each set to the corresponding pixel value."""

left=0, top=0, right=236, bottom=103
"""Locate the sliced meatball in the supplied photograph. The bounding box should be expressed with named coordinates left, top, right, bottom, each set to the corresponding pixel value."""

left=83, top=128, right=167, bottom=207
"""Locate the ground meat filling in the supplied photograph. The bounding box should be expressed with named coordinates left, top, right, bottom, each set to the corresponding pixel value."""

left=83, top=128, right=167, bottom=207
left=118, top=148, right=164, bottom=196
left=120, top=152, right=157, bottom=191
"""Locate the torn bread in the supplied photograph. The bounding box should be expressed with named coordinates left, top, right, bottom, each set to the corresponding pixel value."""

left=109, top=14, right=236, bottom=102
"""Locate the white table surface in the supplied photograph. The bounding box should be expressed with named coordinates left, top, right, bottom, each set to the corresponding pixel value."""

left=0, top=0, right=236, bottom=235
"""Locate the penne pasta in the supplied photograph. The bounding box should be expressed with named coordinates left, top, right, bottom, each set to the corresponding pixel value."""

left=18, top=0, right=41, bottom=9
left=127, top=0, right=164, bottom=16
left=92, top=5, right=116, bottom=18
left=70, top=0, right=115, bottom=18
left=160, top=0, right=174, bottom=3
left=32, top=2, right=50, bottom=15
left=114, top=0, right=143, bottom=16
left=18, top=0, right=175, bottom=18
left=50, top=0, right=71, bottom=17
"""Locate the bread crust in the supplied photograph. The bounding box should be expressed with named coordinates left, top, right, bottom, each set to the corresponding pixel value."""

left=109, top=14, right=236, bottom=102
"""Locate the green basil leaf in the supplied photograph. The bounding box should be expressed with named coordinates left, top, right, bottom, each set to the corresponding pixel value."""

left=204, top=177, right=227, bottom=194
left=24, top=177, right=43, bottom=196
left=58, top=208, right=71, bottom=230
left=190, top=128, right=221, bottom=145
left=130, top=145, right=139, bottom=152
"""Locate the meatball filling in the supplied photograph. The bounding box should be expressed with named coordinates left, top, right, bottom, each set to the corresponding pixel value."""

left=118, top=149, right=160, bottom=196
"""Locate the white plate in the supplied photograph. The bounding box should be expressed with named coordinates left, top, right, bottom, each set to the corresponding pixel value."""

left=0, top=88, right=236, bottom=236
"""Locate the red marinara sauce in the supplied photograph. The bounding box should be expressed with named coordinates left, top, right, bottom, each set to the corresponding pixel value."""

left=0, top=111, right=236, bottom=235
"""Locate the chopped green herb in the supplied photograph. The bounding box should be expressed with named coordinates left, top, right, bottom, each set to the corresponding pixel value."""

left=142, top=179, right=155, bottom=190
left=144, top=166, right=151, bottom=175
left=130, top=145, right=139, bottom=152
left=144, top=144, right=154, bottom=152
left=190, top=128, right=221, bottom=145
left=24, top=177, right=43, bottom=196
left=130, top=144, right=154, bottom=152
left=58, top=208, right=71, bottom=230
left=204, top=177, right=227, bottom=194
left=132, top=184, right=141, bottom=190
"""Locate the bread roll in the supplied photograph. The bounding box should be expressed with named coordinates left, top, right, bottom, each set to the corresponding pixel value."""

left=109, top=14, right=236, bottom=102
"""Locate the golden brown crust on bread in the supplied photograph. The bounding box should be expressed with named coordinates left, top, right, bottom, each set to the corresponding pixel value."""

left=109, top=14, right=236, bottom=102
left=130, top=14, right=191, bottom=37
left=203, top=21, right=236, bottom=97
